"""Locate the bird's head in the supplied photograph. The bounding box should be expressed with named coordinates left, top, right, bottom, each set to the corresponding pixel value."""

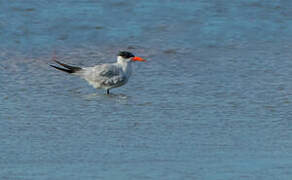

left=117, top=51, right=146, bottom=63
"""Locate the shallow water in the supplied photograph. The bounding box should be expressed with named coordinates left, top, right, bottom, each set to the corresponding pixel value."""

left=1, top=0, right=292, bottom=179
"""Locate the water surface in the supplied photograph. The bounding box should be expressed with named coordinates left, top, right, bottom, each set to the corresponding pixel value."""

left=1, top=0, right=292, bottom=179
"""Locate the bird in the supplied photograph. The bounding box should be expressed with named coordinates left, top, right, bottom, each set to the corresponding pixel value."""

left=50, top=51, right=146, bottom=94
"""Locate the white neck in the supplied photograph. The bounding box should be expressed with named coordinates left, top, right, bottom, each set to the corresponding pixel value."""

left=116, top=56, right=132, bottom=76
left=117, top=56, right=127, bottom=64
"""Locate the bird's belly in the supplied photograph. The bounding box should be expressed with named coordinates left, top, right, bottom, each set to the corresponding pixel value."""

left=106, top=76, right=128, bottom=88
left=87, top=76, right=128, bottom=89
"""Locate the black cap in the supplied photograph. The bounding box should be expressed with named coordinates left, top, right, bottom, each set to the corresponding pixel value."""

left=118, top=51, right=135, bottom=58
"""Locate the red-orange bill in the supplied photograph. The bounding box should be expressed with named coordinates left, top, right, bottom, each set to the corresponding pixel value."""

left=132, top=56, right=146, bottom=62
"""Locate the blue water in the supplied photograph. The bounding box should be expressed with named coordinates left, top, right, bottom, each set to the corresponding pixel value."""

left=1, top=0, right=292, bottom=179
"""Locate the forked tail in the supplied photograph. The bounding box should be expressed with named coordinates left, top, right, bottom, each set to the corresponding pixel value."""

left=50, top=60, right=82, bottom=74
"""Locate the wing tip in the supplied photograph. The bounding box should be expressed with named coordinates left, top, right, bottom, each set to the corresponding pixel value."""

left=49, top=64, right=73, bottom=73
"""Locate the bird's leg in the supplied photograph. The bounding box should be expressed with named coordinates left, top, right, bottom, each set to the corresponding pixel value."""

left=106, top=89, right=110, bottom=94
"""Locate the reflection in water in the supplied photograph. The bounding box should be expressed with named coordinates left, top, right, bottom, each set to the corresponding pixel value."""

left=82, top=92, right=130, bottom=101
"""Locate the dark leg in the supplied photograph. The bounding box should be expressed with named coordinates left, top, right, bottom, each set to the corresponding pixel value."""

left=106, top=89, right=110, bottom=94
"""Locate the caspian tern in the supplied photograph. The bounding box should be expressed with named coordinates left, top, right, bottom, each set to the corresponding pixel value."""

left=50, top=51, right=146, bottom=94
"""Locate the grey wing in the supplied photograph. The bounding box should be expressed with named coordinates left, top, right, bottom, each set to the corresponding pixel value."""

left=78, top=64, right=127, bottom=88
left=99, top=65, right=126, bottom=87
left=99, top=65, right=121, bottom=78
left=80, top=64, right=126, bottom=88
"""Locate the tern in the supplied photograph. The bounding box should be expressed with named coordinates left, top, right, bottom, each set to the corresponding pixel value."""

left=50, top=51, right=146, bottom=94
